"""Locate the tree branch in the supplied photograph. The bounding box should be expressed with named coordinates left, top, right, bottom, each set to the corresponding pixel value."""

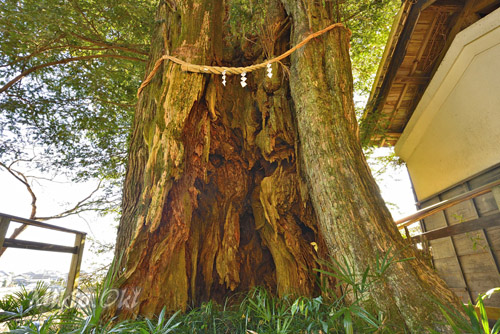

left=6, top=92, right=135, bottom=109
left=33, top=180, right=103, bottom=221
left=0, top=162, right=38, bottom=257
left=0, top=162, right=37, bottom=219
left=69, top=0, right=103, bottom=38
left=0, top=54, right=146, bottom=94
left=69, top=32, right=149, bottom=55
left=0, top=161, right=111, bottom=257
left=92, top=96, right=136, bottom=108
left=1, top=35, right=66, bottom=68
left=3, top=41, right=148, bottom=69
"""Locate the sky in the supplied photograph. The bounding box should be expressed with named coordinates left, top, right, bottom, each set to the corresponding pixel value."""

left=0, top=171, right=117, bottom=274
left=0, top=147, right=417, bottom=275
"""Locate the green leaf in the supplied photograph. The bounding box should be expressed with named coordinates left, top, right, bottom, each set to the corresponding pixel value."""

left=463, top=302, right=480, bottom=332
left=350, top=305, right=380, bottom=329
left=477, top=295, right=490, bottom=334
left=439, top=306, right=463, bottom=334
left=343, top=309, right=353, bottom=334
left=491, top=318, right=500, bottom=334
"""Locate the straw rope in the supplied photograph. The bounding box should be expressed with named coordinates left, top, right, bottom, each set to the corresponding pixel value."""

left=137, top=22, right=347, bottom=97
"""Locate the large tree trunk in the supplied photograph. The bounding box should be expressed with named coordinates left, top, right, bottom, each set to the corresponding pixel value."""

left=281, top=1, right=463, bottom=332
left=112, top=0, right=330, bottom=319
left=112, top=0, right=463, bottom=331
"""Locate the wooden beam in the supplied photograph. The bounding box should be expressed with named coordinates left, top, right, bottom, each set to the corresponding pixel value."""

left=393, top=75, right=431, bottom=84
left=369, top=132, right=402, bottom=139
left=471, top=0, right=500, bottom=13
left=361, top=0, right=430, bottom=144
left=0, top=213, right=86, bottom=235
left=0, top=217, right=10, bottom=250
left=2, top=238, right=78, bottom=253
left=429, top=0, right=479, bottom=79
left=422, top=0, right=439, bottom=11
left=63, top=233, right=86, bottom=307
left=424, top=0, right=465, bottom=11
left=411, top=212, right=500, bottom=241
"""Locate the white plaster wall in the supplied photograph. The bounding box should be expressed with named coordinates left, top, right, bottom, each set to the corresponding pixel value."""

left=395, top=8, right=500, bottom=200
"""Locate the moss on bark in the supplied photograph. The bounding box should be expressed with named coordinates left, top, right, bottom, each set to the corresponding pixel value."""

left=113, top=1, right=464, bottom=331
left=112, top=0, right=328, bottom=319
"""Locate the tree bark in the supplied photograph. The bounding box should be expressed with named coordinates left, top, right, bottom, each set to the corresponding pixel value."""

left=112, top=0, right=463, bottom=331
left=281, top=1, right=463, bottom=332
left=112, top=0, right=331, bottom=319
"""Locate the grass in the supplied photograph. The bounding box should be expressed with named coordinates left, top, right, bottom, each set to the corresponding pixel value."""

left=1, top=251, right=499, bottom=333
left=0, top=286, right=384, bottom=333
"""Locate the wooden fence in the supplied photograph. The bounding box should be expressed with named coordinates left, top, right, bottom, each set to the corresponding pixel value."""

left=395, top=179, right=500, bottom=319
left=396, top=179, right=500, bottom=229
left=0, top=213, right=86, bottom=307
left=395, top=179, right=500, bottom=254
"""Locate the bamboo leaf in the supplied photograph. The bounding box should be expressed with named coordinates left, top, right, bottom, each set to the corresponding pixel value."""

left=343, top=309, right=353, bottom=334
left=438, top=306, right=463, bottom=334
left=477, top=295, right=490, bottom=334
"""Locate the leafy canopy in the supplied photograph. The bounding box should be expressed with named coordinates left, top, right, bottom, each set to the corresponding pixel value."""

left=0, top=0, right=155, bottom=182
left=0, top=0, right=398, bottom=204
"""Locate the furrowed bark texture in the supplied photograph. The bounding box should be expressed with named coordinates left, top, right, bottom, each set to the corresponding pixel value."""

left=113, top=0, right=464, bottom=330
left=113, top=0, right=331, bottom=318
left=281, top=1, right=463, bottom=332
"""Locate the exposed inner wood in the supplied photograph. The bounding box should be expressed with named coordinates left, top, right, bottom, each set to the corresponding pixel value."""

left=111, top=2, right=334, bottom=318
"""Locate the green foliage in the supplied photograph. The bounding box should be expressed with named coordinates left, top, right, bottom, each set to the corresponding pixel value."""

left=0, top=282, right=59, bottom=331
left=344, top=0, right=400, bottom=117
left=2, top=255, right=499, bottom=333
left=429, top=288, right=500, bottom=334
left=0, top=0, right=156, bottom=186
left=228, top=0, right=267, bottom=37
left=1, top=0, right=399, bottom=188
left=140, top=308, right=181, bottom=334
left=0, top=282, right=53, bottom=315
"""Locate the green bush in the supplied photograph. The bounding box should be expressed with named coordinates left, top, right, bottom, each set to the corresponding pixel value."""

left=1, top=251, right=498, bottom=333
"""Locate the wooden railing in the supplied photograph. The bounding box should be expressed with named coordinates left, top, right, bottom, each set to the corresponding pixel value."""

left=0, top=213, right=86, bottom=307
left=395, top=179, right=500, bottom=319
left=395, top=179, right=500, bottom=241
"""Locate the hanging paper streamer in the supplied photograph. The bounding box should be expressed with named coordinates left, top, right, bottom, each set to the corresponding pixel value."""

left=240, top=72, right=247, bottom=87
left=222, top=70, right=226, bottom=86
left=266, top=63, right=272, bottom=78
left=137, top=23, right=347, bottom=97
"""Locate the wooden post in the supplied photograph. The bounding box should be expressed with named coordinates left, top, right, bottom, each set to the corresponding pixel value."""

left=63, top=233, right=86, bottom=307
left=0, top=216, right=11, bottom=250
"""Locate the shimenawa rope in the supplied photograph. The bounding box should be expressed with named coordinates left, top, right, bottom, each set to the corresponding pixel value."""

left=137, top=22, right=346, bottom=97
